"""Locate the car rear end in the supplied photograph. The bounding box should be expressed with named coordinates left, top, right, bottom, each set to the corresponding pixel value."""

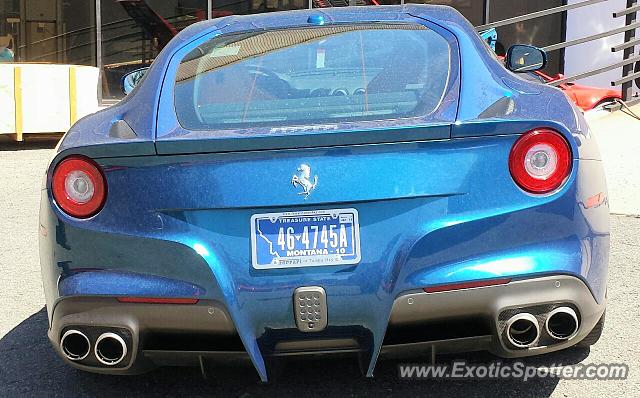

left=39, top=7, right=608, bottom=380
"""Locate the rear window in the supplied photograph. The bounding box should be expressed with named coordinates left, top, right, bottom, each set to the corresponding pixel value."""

left=174, top=24, right=452, bottom=131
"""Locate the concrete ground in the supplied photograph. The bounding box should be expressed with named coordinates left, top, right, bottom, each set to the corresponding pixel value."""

left=585, top=107, right=640, bottom=216
left=0, top=107, right=638, bottom=397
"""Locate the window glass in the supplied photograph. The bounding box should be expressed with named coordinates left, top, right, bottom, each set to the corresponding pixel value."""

left=100, top=0, right=308, bottom=101
left=174, top=24, right=452, bottom=131
left=100, top=0, right=208, bottom=100
left=0, top=0, right=95, bottom=65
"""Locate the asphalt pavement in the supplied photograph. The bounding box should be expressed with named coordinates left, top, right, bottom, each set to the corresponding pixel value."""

left=0, top=106, right=639, bottom=397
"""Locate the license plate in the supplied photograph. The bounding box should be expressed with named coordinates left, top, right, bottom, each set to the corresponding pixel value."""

left=250, top=208, right=361, bottom=269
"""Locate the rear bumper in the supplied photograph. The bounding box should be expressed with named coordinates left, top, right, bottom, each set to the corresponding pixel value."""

left=387, top=274, right=605, bottom=357
left=49, top=274, right=605, bottom=376
left=40, top=149, right=610, bottom=381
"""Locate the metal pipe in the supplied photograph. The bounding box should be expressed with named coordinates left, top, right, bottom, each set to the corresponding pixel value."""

left=95, top=333, right=128, bottom=366
left=542, top=21, right=640, bottom=52
left=60, top=330, right=91, bottom=361
left=545, top=307, right=579, bottom=340
left=475, top=0, right=607, bottom=31
left=550, top=54, right=640, bottom=85
left=505, top=313, right=540, bottom=349
left=96, top=0, right=103, bottom=104
left=614, top=3, right=640, bottom=18
left=612, top=37, right=640, bottom=52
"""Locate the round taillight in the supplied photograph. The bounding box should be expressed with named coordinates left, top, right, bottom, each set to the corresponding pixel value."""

left=509, top=129, right=572, bottom=194
left=52, top=156, right=106, bottom=218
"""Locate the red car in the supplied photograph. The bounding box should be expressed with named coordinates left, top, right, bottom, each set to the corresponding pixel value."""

left=523, top=70, right=621, bottom=111
left=496, top=55, right=620, bottom=111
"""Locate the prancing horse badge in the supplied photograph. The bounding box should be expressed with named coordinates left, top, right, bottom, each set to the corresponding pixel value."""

left=291, top=164, right=318, bottom=199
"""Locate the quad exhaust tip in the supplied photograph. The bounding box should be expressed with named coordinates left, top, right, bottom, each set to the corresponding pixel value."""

left=60, top=329, right=91, bottom=361
left=505, top=313, right=540, bottom=349
left=95, top=332, right=128, bottom=366
left=546, top=307, right=579, bottom=340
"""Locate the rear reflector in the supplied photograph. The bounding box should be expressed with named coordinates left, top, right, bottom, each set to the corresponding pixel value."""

left=117, top=297, right=199, bottom=304
left=423, top=278, right=511, bottom=293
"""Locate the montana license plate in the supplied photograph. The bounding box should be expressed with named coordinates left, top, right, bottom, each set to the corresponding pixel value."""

left=250, top=208, right=361, bottom=269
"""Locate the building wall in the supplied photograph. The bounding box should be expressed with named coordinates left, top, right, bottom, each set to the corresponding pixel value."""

left=1, top=0, right=596, bottom=102
left=564, top=0, right=630, bottom=90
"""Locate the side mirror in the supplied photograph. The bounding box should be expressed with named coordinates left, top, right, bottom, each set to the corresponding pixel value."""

left=121, top=67, right=149, bottom=95
left=505, top=45, right=547, bottom=73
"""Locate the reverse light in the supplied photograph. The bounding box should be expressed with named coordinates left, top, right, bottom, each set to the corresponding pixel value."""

left=509, top=129, right=572, bottom=194
left=52, top=156, right=106, bottom=218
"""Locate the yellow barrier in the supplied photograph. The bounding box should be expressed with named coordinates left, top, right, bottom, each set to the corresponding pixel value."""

left=69, top=66, right=77, bottom=126
left=13, top=66, right=22, bottom=142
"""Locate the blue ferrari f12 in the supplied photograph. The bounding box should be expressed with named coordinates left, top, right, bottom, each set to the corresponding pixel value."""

left=40, top=5, right=608, bottom=381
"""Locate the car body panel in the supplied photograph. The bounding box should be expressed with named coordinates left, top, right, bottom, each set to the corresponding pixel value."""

left=40, top=5, right=609, bottom=381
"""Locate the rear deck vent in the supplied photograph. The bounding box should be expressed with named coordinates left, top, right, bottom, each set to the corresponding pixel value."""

left=109, top=119, right=137, bottom=139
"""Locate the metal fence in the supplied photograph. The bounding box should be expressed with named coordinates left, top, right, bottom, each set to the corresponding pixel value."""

left=474, top=0, right=640, bottom=110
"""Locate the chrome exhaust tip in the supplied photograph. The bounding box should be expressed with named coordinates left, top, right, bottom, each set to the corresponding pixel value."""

left=546, top=307, right=579, bottom=340
left=505, top=313, right=540, bottom=348
left=94, top=332, right=128, bottom=366
left=60, top=329, right=90, bottom=361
